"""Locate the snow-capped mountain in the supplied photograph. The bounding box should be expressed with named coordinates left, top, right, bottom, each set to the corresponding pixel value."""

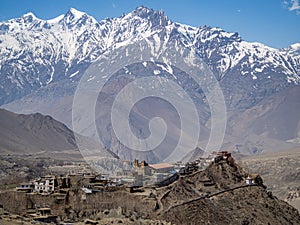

left=1, top=6, right=300, bottom=158
left=280, top=43, right=300, bottom=75
left=0, top=6, right=299, bottom=106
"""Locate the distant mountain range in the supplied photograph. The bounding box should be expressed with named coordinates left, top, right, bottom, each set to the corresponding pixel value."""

left=1, top=6, right=300, bottom=160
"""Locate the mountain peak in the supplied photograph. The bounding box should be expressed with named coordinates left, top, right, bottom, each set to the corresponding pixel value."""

left=133, top=5, right=165, bottom=16
left=291, top=42, right=300, bottom=51
left=64, top=7, right=87, bottom=21
left=67, top=7, right=86, bottom=18
left=130, top=5, right=170, bottom=27
left=20, top=12, right=39, bottom=22
left=134, top=5, right=155, bottom=13
left=60, top=7, right=97, bottom=27
left=22, top=12, right=37, bottom=19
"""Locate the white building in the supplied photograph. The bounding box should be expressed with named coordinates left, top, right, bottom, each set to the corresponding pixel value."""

left=34, top=175, right=56, bottom=194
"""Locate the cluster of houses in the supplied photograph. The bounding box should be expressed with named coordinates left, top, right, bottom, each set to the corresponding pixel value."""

left=6, top=150, right=265, bottom=225
left=16, top=151, right=262, bottom=195
left=15, top=162, right=177, bottom=195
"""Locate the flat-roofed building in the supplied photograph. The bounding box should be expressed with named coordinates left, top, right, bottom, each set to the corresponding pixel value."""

left=149, top=163, right=174, bottom=174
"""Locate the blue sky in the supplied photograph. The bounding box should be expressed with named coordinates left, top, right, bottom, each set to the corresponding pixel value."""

left=0, top=0, right=299, bottom=48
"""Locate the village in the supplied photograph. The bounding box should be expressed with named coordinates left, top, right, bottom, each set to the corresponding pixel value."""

left=15, top=153, right=217, bottom=195
left=0, top=151, right=263, bottom=224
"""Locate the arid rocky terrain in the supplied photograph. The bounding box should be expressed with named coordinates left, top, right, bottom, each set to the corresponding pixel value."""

left=0, top=156, right=299, bottom=225
left=240, top=147, right=300, bottom=213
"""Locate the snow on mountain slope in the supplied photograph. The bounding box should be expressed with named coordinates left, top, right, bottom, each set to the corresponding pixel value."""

left=0, top=8, right=105, bottom=104
left=2, top=6, right=300, bottom=158
left=0, top=6, right=299, bottom=106
left=194, top=27, right=299, bottom=81
left=280, top=43, right=300, bottom=77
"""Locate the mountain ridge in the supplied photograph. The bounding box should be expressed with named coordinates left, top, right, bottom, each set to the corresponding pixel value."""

left=0, top=108, right=118, bottom=162
left=1, top=6, right=300, bottom=159
left=0, top=108, right=78, bottom=155
left=0, top=6, right=299, bottom=105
